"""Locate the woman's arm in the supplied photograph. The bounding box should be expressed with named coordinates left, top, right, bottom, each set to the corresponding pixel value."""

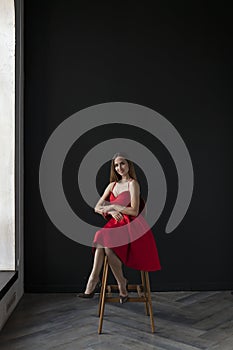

left=94, top=182, right=115, bottom=214
left=104, top=180, right=140, bottom=217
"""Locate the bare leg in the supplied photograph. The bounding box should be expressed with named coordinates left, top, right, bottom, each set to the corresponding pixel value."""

left=85, top=247, right=104, bottom=294
left=105, top=248, right=128, bottom=296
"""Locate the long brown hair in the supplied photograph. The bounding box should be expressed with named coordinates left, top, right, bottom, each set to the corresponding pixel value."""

left=110, top=153, right=137, bottom=182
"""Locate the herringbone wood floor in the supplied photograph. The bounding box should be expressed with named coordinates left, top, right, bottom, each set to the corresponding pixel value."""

left=0, top=291, right=233, bottom=350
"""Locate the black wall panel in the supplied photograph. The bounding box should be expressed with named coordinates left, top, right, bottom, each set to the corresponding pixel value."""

left=24, top=1, right=233, bottom=292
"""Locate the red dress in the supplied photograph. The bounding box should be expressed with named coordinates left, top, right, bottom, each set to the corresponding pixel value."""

left=93, top=182, right=161, bottom=272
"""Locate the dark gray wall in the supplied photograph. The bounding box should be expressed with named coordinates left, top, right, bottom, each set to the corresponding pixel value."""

left=24, top=1, right=233, bottom=292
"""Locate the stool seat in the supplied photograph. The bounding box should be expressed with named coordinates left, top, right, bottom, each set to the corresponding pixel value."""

left=98, top=255, right=155, bottom=334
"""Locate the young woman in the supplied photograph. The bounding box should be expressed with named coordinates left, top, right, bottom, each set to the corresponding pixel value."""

left=79, top=153, right=161, bottom=303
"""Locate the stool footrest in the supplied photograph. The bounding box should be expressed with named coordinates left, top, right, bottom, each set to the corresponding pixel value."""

left=106, top=284, right=145, bottom=291
left=105, top=297, right=148, bottom=303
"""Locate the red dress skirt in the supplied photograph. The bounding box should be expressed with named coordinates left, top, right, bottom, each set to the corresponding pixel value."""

left=93, top=188, right=161, bottom=272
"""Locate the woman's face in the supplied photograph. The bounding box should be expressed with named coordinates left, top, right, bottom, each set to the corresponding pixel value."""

left=114, top=157, right=129, bottom=177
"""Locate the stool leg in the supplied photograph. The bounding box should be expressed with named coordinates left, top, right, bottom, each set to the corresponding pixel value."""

left=98, top=255, right=108, bottom=317
left=98, top=257, right=108, bottom=334
left=145, top=272, right=155, bottom=333
left=140, top=271, right=149, bottom=316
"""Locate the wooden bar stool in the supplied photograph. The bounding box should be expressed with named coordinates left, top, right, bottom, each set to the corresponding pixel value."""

left=98, top=255, right=155, bottom=334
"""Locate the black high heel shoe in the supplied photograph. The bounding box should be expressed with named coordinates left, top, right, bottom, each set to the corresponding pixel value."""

left=119, top=279, right=128, bottom=304
left=119, top=294, right=128, bottom=304
left=78, top=280, right=101, bottom=299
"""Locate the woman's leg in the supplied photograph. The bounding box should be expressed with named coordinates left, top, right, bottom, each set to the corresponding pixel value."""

left=105, top=248, right=128, bottom=296
left=84, top=247, right=104, bottom=294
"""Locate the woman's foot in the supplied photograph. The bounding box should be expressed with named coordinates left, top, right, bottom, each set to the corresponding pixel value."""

left=119, top=294, right=128, bottom=304
left=78, top=277, right=101, bottom=298
left=118, top=277, right=128, bottom=303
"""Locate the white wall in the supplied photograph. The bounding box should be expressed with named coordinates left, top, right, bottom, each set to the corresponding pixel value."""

left=0, top=0, right=15, bottom=270
left=0, top=0, right=24, bottom=330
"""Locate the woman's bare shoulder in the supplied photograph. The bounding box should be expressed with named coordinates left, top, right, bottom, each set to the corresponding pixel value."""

left=129, top=179, right=140, bottom=190
left=106, top=181, right=115, bottom=191
left=100, top=181, right=115, bottom=199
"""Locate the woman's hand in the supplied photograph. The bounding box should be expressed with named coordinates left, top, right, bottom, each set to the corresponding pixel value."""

left=110, top=210, right=123, bottom=222
left=101, top=212, right=110, bottom=220
left=101, top=204, right=114, bottom=213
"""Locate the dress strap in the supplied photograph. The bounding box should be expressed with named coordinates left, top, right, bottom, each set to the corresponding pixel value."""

left=111, top=181, right=117, bottom=191
left=128, top=178, right=133, bottom=190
